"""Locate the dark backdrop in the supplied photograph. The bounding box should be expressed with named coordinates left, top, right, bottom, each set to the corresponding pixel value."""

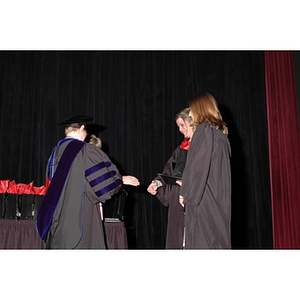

left=0, top=51, right=273, bottom=249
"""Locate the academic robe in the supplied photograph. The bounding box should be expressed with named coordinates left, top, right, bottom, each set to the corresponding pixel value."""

left=36, top=138, right=122, bottom=249
left=180, top=123, right=231, bottom=249
left=155, top=146, right=187, bottom=249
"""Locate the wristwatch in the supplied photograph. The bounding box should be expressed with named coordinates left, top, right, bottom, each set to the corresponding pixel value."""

left=154, top=180, right=163, bottom=188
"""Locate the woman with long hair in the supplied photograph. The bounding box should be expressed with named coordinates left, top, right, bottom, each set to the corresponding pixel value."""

left=179, top=93, right=231, bottom=249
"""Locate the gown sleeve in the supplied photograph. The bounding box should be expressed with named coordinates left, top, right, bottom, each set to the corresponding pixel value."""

left=180, top=124, right=213, bottom=206
left=154, top=147, right=180, bottom=206
left=85, top=143, right=123, bottom=203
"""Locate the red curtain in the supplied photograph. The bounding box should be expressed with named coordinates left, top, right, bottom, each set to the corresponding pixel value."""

left=265, top=51, right=300, bottom=249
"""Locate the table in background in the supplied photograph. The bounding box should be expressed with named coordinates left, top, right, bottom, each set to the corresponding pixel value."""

left=0, top=193, right=127, bottom=249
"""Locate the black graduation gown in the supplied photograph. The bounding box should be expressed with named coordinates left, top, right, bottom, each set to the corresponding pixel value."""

left=39, top=139, right=122, bottom=249
left=155, top=147, right=186, bottom=249
left=180, top=123, right=231, bottom=249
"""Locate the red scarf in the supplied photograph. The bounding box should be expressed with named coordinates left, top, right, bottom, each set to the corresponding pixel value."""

left=180, top=138, right=190, bottom=150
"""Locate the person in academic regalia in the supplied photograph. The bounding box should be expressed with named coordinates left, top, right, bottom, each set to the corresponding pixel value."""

left=87, top=134, right=140, bottom=188
left=86, top=133, right=140, bottom=249
left=36, top=115, right=124, bottom=249
left=147, top=108, right=194, bottom=249
left=179, top=93, right=231, bottom=249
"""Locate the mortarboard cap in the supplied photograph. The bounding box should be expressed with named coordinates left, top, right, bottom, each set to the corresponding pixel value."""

left=58, top=115, right=94, bottom=127
left=86, top=123, right=106, bottom=135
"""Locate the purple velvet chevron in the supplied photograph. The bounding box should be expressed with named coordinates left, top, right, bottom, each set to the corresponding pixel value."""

left=85, top=161, right=122, bottom=197
left=89, top=170, right=116, bottom=187
left=95, top=179, right=122, bottom=197
left=85, top=161, right=112, bottom=176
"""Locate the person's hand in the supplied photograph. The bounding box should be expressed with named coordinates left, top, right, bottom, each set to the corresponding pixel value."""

left=179, top=195, right=185, bottom=207
left=176, top=179, right=182, bottom=186
left=147, top=181, right=158, bottom=195
left=122, top=175, right=140, bottom=186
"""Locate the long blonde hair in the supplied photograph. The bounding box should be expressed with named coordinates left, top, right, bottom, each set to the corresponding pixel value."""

left=189, top=92, right=228, bottom=135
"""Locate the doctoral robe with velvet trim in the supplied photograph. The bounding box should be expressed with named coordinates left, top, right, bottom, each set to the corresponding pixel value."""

left=180, top=123, right=231, bottom=249
left=37, top=138, right=122, bottom=249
